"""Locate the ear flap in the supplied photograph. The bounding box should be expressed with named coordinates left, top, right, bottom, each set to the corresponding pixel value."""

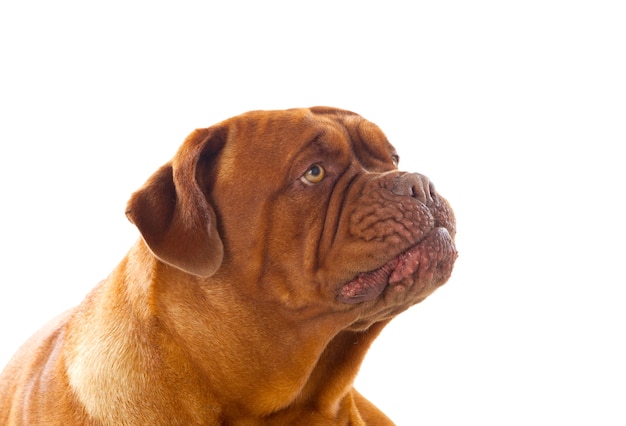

left=125, top=126, right=226, bottom=277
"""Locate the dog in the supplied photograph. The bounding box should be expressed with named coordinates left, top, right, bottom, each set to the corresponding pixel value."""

left=0, top=107, right=457, bottom=425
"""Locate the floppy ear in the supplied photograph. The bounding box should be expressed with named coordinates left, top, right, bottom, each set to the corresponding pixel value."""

left=125, top=126, right=226, bottom=277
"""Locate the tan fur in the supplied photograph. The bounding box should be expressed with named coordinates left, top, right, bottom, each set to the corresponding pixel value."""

left=0, top=107, right=457, bottom=425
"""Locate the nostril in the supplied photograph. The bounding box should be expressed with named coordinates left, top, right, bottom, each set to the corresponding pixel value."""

left=429, top=181, right=437, bottom=200
left=390, top=173, right=435, bottom=206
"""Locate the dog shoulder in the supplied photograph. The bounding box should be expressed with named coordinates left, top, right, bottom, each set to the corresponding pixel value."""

left=0, top=310, right=76, bottom=423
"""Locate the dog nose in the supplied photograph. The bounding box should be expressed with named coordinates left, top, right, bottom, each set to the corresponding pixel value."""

left=390, top=173, right=436, bottom=206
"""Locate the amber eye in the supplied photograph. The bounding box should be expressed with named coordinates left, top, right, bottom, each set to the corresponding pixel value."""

left=301, top=164, right=326, bottom=184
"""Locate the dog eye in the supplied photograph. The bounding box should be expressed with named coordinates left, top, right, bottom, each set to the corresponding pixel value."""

left=391, top=154, right=400, bottom=168
left=301, top=164, right=326, bottom=185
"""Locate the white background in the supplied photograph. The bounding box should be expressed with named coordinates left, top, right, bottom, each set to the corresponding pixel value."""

left=1, top=1, right=624, bottom=424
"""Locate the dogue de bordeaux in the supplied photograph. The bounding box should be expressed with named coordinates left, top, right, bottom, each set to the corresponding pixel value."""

left=0, top=107, right=457, bottom=425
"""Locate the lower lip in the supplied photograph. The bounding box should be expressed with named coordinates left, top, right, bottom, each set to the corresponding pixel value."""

left=338, top=227, right=456, bottom=304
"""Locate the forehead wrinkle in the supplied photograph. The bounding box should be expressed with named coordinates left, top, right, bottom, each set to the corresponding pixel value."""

left=339, top=115, right=395, bottom=169
left=287, top=122, right=351, bottom=169
left=311, top=128, right=350, bottom=159
left=286, top=129, right=326, bottom=166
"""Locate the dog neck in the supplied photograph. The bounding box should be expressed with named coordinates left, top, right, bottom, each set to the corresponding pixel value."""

left=65, top=239, right=386, bottom=423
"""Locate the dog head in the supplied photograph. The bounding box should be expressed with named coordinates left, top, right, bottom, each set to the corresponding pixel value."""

left=126, top=107, right=457, bottom=327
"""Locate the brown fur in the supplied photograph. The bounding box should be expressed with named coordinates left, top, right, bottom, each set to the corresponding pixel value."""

left=0, top=107, right=457, bottom=425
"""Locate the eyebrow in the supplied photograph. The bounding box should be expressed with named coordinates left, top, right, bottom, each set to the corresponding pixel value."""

left=288, top=130, right=328, bottom=163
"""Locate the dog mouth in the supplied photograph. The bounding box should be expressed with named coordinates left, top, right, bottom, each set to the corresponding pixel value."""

left=337, top=227, right=457, bottom=304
